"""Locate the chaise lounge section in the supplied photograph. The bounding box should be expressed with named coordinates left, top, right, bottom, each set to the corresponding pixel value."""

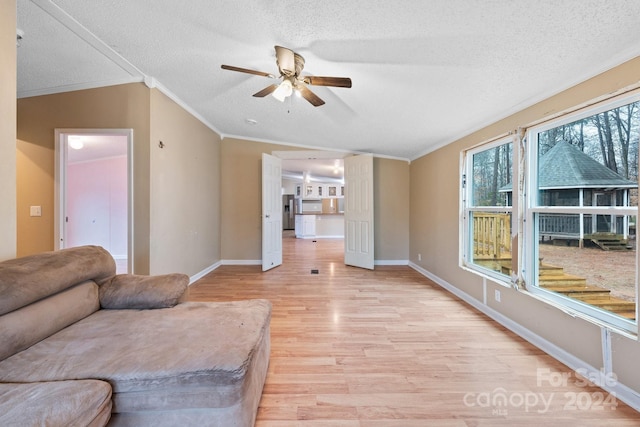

left=0, top=245, right=271, bottom=426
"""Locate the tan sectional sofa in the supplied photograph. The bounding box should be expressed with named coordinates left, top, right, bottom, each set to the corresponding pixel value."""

left=0, top=246, right=271, bottom=426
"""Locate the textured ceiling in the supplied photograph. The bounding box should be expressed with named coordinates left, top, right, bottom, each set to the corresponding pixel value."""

left=16, top=0, right=640, bottom=161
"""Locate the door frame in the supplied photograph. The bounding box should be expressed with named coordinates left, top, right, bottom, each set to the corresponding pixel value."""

left=54, top=128, right=134, bottom=273
left=272, top=150, right=374, bottom=268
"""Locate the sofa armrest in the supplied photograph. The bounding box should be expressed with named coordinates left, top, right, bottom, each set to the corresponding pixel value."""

left=99, top=273, right=189, bottom=309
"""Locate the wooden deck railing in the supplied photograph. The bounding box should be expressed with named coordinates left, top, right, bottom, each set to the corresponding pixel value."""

left=539, top=213, right=582, bottom=236
left=473, top=213, right=511, bottom=260
left=538, top=213, right=628, bottom=240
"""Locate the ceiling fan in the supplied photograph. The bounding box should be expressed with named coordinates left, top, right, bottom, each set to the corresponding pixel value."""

left=221, top=45, right=352, bottom=107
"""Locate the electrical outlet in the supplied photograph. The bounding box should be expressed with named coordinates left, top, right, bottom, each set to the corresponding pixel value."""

left=418, top=253, right=422, bottom=261
left=494, top=289, right=501, bottom=302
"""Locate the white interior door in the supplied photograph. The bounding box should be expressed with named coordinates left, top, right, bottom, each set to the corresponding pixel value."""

left=344, top=154, right=374, bottom=269
left=262, top=153, right=283, bottom=271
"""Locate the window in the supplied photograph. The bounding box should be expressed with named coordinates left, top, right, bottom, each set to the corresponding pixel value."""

left=461, top=90, right=639, bottom=334
left=526, top=94, right=639, bottom=332
left=462, top=139, right=513, bottom=280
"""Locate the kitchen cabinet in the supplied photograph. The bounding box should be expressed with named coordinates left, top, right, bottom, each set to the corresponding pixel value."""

left=295, top=215, right=301, bottom=235
left=295, top=181, right=345, bottom=199
left=325, top=184, right=345, bottom=198
left=295, top=215, right=316, bottom=238
left=295, top=214, right=344, bottom=238
left=303, top=184, right=315, bottom=198
left=315, top=215, right=344, bottom=238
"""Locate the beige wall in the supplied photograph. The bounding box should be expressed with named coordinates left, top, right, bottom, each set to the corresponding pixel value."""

left=15, top=82, right=409, bottom=274
left=220, top=138, right=411, bottom=262
left=410, top=56, right=640, bottom=391
left=16, top=140, right=54, bottom=255
left=0, top=0, right=17, bottom=260
left=17, top=84, right=152, bottom=272
left=149, top=89, right=221, bottom=275
left=16, top=84, right=223, bottom=277
left=220, top=138, right=300, bottom=261
left=374, top=157, right=410, bottom=261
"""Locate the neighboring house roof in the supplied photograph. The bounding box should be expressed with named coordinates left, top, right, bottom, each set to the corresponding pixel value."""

left=501, top=141, right=637, bottom=191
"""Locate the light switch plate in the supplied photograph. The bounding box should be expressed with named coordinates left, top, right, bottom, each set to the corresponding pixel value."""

left=30, top=206, right=42, bottom=217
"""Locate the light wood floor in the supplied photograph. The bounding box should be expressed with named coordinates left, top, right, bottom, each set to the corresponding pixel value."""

left=188, top=234, right=640, bottom=426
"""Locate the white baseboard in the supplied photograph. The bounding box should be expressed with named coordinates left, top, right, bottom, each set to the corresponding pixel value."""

left=375, top=259, right=409, bottom=266
left=408, top=262, right=640, bottom=413
left=295, top=236, right=344, bottom=239
left=222, top=259, right=261, bottom=266
left=188, top=261, right=221, bottom=285
left=188, top=259, right=260, bottom=285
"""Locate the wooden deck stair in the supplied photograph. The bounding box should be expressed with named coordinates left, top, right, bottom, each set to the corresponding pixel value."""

left=587, top=233, right=632, bottom=251
left=500, top=261, right=636, bottom=320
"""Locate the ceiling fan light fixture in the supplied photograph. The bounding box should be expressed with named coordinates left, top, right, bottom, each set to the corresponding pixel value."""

left=222, top=45, right=351, bottom=107
left=272, top=79, right=293, bottom=102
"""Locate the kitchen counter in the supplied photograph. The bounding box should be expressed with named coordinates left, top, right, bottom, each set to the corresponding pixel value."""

left=298, top=212, right=344, bottom=215
left=295, top=214, right=344, bottom=238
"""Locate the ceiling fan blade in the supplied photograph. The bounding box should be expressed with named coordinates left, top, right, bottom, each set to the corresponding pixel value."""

left=253, top=84, right=279, bottom=97
left=275, top=45, right=296, bottom=76
left=297, top=85, right=325, bottom=107
left=221, top=64, right=275, bottom=79
left=303, top=76, right=352, bottom=88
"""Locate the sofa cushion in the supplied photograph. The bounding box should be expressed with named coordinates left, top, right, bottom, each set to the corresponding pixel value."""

left=0, top=300, right=271, bottom=419
left=99, top=273, right=189, bottom=309
left=0, top=380, right=112, bottom=427
left=0, top=280, right=100, bottom=361
left=0, top=245, right=115, bottom=316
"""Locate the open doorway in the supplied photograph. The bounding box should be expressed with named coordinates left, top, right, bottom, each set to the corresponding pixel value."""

left=55, top=129, right=133, bottom=273
left=277, top=150, right=346, bottom=254
left=265, top=151, right=374, bottom=270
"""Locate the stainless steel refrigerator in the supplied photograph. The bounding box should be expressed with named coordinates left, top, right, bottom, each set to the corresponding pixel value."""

left=282, top=195, right=295, bottom=230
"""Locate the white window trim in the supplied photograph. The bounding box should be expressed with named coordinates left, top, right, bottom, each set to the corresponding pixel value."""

left=524, top=91, right=640, bottom=335
left=460, top=137, right=514, bottom=284
left=460, top=89, right=639, bottom=336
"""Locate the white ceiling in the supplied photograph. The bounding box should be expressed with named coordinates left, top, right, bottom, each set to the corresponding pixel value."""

left=65, top=134, right=127, bottom=164
left=16, top=0, right=640, bottom=162
left=276, top=151, right=344, bottom=182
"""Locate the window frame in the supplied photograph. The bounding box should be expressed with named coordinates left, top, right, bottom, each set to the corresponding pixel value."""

left=524, top=91, right=640, bottom=334
left=460, top=90, right=639, bottom=335
left=460, top=136, right=515, bottom=284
